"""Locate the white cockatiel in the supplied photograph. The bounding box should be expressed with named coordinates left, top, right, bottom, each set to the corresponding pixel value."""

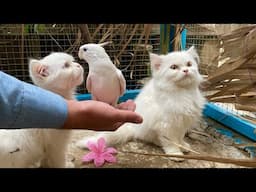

left=78, top=42, right=126, bottom=106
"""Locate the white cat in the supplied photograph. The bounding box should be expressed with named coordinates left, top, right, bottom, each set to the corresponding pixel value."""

left=76, top=46, right=206, bottom=158
left=0, top=52, right=84, bottom=168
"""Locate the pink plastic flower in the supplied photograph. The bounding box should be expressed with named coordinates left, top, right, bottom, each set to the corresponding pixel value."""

left=82, top=137, right=117, bottom=167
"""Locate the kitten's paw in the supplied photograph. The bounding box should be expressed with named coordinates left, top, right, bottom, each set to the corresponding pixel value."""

left=75, top=136, right=99, bottom=149
left=167, top=152, right=185, bottom=162
left=169, top=157, right=185, bottom=162
left=163, top=147, right=185, bottom=162
left=28, top=161, right=41, bottom=168
left=66, top=161, right=75, bottom=168
left=180, top=141, right=191, bottom=153
left=65, top=155, right=75, bottom=168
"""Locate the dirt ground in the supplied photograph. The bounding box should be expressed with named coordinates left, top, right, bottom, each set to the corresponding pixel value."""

left=66, top=118, right=252, bottom=168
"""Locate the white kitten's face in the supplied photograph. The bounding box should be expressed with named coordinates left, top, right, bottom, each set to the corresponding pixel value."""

left=29, top=52, right=84, bottom=94
left=150, top=46, right=203, bottom=88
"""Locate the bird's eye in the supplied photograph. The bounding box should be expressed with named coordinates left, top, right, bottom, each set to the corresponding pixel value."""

left=187, top=61, right=192, bottom=67
left=64, top=62, right=70, bottom=68
left=170, top=64, right=178, bottom=69
left=83, top=48, right=87, bottom=52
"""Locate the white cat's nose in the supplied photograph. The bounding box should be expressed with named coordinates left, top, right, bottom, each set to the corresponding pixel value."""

left=183, top=69, right=188, bottom=73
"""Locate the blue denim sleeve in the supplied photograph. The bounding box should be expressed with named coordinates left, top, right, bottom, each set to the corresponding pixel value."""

left=0, top=71, right=68, bottom=128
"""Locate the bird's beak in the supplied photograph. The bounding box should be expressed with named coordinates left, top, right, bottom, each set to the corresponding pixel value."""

left=98, top=41, right=112, bottom=47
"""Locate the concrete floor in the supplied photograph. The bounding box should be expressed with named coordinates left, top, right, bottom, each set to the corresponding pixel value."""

left=65, top=117, right=252, bottom=168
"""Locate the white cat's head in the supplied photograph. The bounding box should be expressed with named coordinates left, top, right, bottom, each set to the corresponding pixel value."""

left=78, top=42, right=111, bottom=64
left=29, top=52, right=84, bottom=99
left=149, top=46, right=203, bottom=88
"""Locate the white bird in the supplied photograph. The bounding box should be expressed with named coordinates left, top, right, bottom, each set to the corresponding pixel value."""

left=78, top=42, right=126, bottom=107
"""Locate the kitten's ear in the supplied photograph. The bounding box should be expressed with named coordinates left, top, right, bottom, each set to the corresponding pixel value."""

left=29, top=59, right=49, bottom=79
left=98, top=41, right=112, bottom=47
left=149, top=53, right=162, bottom=71
left=186, top=46, right=200, bottom=64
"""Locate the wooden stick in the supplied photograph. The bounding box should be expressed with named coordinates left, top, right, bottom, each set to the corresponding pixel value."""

left=119, top=150, right=256, bottom=167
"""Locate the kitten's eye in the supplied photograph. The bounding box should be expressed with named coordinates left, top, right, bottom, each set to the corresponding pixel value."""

left=170, top=64, right=178, bottom=69
left=187, top=61, right=192, bottom=67
left=64, top=62, right=70, bottom=68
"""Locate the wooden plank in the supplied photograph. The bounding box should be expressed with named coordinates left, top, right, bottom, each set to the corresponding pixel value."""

left=203, top=102, right=256, bottom=141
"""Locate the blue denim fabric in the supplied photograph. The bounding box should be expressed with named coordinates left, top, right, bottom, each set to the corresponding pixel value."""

left=0, top=71, right=67, bottom=128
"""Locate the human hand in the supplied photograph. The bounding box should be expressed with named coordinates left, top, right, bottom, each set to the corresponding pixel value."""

left=62, top=99, right=143, bottom=131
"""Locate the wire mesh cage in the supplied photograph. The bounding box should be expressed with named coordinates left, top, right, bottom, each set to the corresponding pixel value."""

left=1, top=24, right=255, bottom=123
left=185, top=24, right=220, bottom=76
left=185, top=24, right=256, bottom=123
left=0, top=24, right=161, bottom=93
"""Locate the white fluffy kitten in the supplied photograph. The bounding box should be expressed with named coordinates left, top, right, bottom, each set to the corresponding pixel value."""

left=0, top=52, right=84, bottom=168
left=76, top=46, right=206, bottom=157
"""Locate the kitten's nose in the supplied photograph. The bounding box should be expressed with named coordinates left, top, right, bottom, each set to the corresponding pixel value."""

left=183, top=69, right=188, bottom=73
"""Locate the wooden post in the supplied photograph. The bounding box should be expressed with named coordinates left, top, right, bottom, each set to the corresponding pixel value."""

left=160, top=24, right=171, bottom=54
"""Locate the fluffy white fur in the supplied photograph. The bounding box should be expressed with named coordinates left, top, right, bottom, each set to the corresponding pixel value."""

left=0, top=52, right=84, bottom=168
left=76, top=46, right=206, bottom=158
